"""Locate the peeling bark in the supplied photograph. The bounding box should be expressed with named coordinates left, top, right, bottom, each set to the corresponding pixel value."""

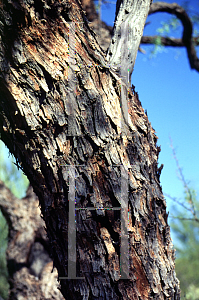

left=0, top=0, right=180, bottom=299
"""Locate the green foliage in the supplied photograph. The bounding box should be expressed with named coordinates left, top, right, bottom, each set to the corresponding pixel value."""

left=0, top=140, right=29, bottom=198
left=0, top=140, right=30, bottom=299
left=149, top=36, right=165, bottom=57
left=184, top=284, right=199, bottom=300
left=175, top=243, right=199, bottom=298
left=170, top=188, right=199, bottom=298
left=170, top=189, right=199, bottom=255
left=0, top=211, right=9, bottom=300
left=149, top=17, right=180, bottom=57
left=156, top=18, right=180, bottom=36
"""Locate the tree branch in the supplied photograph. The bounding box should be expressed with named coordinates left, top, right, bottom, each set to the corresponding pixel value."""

left=166, top=138, right=199, bottom=223
left=0, top=182, right=64, bottom=299
left=106, top=0, right=152, bottom=82
left=141, top=35, right=199, bottom=47
left=169, top=216, right=199, bottom=222
left=141, top=1, right=199, bottom=72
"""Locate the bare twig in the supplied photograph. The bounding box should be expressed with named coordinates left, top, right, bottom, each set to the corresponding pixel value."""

left=138, top=46, right=146, bottom=54
left=168, top=137, right=198, bottom=222
left=169, top=216, right=199, bottom=222
left=165, top=193, right=193, bottom=213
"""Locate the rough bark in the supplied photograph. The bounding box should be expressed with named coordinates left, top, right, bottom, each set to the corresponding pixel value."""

left=82, top=0, right=199, bottom=73
left=0, top=181, right=64, bottom=299
left=81, top=0, right=112, bottom=51
left=0, top=0, right=180, bottom=299
left=106, top=0, right=152, bottom=82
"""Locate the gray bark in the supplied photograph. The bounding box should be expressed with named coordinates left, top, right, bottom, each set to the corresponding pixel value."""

left=106, top=0, right=152, bottom=82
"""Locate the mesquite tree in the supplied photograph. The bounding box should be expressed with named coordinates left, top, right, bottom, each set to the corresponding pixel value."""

left=0, top=0, right=180, bottom=299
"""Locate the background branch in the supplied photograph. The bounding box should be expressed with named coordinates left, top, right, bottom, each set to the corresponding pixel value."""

left=165, top=137, right=199, bottom=223
left=141, top=1, right=199, bottom=72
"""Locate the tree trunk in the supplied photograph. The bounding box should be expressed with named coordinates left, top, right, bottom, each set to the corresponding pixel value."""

left=0, top=182, right=64, bottom=299
left=0, top=0, right=180, bottom=299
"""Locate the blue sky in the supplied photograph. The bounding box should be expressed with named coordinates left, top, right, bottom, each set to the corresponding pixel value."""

left=101, top=0, right=199, bottom=235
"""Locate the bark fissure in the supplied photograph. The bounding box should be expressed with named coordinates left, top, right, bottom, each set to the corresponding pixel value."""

left=0, top=0, right=180, bottom=299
